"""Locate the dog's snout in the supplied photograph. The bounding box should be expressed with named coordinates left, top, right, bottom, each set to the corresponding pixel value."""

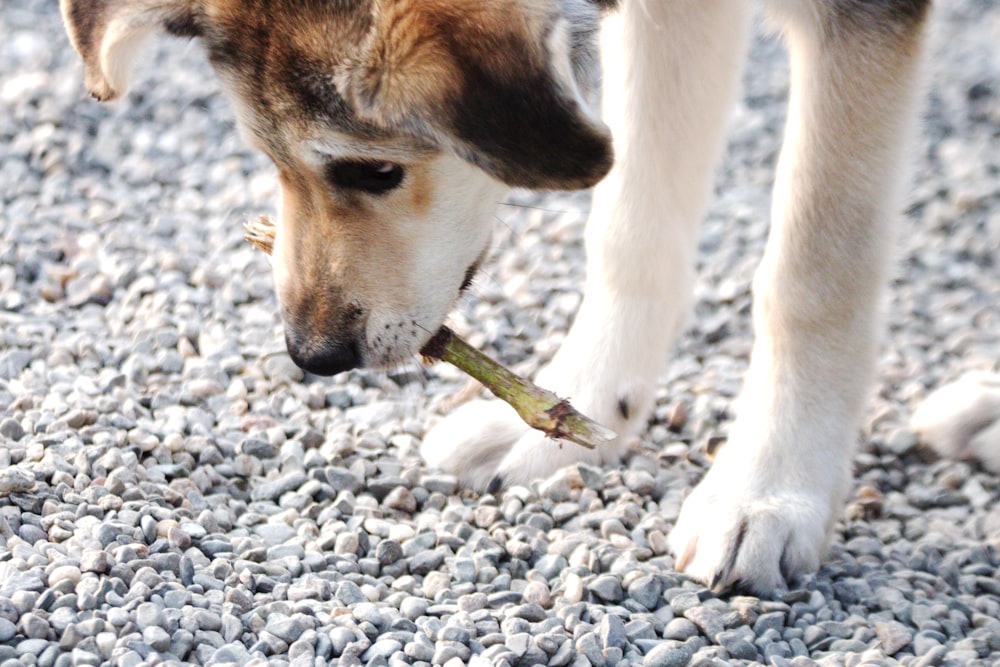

left=285, top=332, right=362, bottom=376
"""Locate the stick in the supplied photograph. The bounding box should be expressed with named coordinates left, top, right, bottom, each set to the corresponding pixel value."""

left=244, top=215, right=616, bottom=449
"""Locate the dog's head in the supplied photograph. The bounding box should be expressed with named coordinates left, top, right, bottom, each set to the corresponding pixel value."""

left=62, top=0, right=611, bottom=374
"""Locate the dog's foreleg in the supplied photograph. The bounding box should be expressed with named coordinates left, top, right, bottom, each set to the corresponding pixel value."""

left=422, top=1, right=753, bottom=488
left=484, top=1, right=756, bottom=485
left=670, top=0, right=931, bottom=594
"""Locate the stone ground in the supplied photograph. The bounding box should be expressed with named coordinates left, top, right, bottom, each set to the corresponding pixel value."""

left=0, top=1, right=998, bottom=666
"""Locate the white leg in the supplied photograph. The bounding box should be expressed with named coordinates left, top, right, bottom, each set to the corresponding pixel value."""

left=669, top=0, right=931, bottom=594
left=423, top=0, right=752, bottom=490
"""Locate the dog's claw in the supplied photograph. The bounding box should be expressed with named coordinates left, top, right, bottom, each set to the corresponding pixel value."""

left=706, top=519, right=747, bottom=591
left=675, top=538, right=696, bottom=573
left=486, top=475, right=505, bottom=495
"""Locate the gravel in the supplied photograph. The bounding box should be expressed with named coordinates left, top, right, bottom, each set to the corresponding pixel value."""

left=2, top=0, right=999, bottom=666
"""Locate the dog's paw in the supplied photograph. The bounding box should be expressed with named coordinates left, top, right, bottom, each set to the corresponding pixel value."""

left=423, top=293, right=667, bottom=490
left=421, top=392, right=630, bottom=492
left=910, top=371, right=1000, bottom=473
left=668, top=445, right=841, bottom=596
left=420, top=399, right=531, bottom=491
left=422, top=361, right=648, bottom=491
left=489, top=423, right=616, bottom=491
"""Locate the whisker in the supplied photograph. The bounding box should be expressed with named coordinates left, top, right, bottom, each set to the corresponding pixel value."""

left=493, top=214, right=516, bottom=236
left=497, top=202, right=574, bottom=215
left=474, top=268, right=501, bottom=288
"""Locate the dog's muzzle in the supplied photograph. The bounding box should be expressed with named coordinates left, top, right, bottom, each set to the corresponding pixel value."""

left=285, top=330, right=362, bottom=376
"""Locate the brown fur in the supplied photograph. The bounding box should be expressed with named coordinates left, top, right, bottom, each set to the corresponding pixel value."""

left=60, top=0, right=610, bottom=372
left=61, top=0, right=610, bottom=187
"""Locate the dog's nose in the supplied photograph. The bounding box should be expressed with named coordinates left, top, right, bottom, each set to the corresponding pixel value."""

left=285, top=333, right=361, bottom=376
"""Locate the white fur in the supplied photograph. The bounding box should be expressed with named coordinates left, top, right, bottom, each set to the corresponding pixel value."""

left=911, top=371, right=1000, bottom=472
left=100, top=21, right=155, bottom=98
left=668, top=2, right=929, bottom=593
left=424, top=0, right=932, bottom=594
left=424, top=0, right=752, bottom=490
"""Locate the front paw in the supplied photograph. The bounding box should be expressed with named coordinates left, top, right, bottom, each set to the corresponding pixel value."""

left=420, top=399, right=531, bottom=492
left=910, top=371, right=1000, bottom=473
left=668, top=450, right=841, bottom=596
left=421, top=296, right=666, bottom=491
left=420, top=394, right=627, bottom=492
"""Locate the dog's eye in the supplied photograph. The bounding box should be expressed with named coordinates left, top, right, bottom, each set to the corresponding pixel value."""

left=325, top=161, right=404, bottom=194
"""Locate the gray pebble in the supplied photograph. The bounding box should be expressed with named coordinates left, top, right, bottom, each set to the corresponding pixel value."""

left=683, top=607, right=724, bottom=642
left=0, top=620, right=14, bottom=643
left=600, top=613, right=627, bottom=650
left=250, top=470, right=307, bottom=501
left=0, top=468, right=35, bottom=495
left=575, top=632, right=605, bottom=667
left=875, top=620, right=913, bottom=656
left=589, top=575, right=623, bottom=603
left=143, top=626, right=171, bottom=652
left=267, top=617, right=306, bottom=644
left=628, top=575, right=663, bottom=611
left=364, top=638, right=403, bottom=661
left=18, top=613, right=49, bottom=639
left=663, top=618, right=699, bottom=641
left=409, top=550, right=445, bottom=575
left=421, top=474, right=458, bottom=495
left=375, top=539, right=404, bottom=565
left=0, top=418, right=24, bottom=441
left=134, top=603, right=166, bottom=632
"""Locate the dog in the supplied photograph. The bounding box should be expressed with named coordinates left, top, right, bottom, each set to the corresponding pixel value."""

left=61, top=0, right=942, bottom=595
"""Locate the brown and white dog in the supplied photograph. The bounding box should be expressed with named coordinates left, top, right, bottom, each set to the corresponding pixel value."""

left=62, top=0, right=953, bottom=594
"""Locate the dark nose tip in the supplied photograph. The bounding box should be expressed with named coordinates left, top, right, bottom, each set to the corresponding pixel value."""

left=285, top=333, right=361, bottom=376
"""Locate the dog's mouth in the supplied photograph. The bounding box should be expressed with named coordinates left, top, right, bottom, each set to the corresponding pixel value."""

left=283, top=245, right=489, bottom=375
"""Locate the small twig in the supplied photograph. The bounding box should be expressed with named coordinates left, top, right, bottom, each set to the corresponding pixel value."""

left=420, top=328, right=614, bottom=450
left=244, top=216, right=276, bottom=255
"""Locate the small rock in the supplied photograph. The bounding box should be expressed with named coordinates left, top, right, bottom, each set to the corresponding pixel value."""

left=421, top=474, right=458, bottom=495
left=375, top=539, right=404, bottom=565
left=521, top=581, right=552, bottom=608
left=662, top=618, right=699, bottom=641
left=875, top=621, right=913, bottom=656
left=644, top=642, right=692, bottom=667
left=683, top=607, right=724, bottom=641
left=143, top=626, right=171, bottom=652
left=589, top=575, right=623, bottom=603
left=0, top=468, right=35, bottom=495
left=250, top=470, right=306, bottom=501
left=0, top=619, right=15, bottom=642
left=134, top=602, right=166, bottom=631
left=0, top=418, right=24, bottom=441
left=383, top=487, right=417, bottom=513
left=80, top=551, right=110, bottom=574
left=47, top=565, right=82, bottom=587
left=19, top=612, right=49, bottom=639
left=600, top=613, right=627, bottom=649
left=628, top=575, right=663, bottom=610
left=575, top=632, right=605, bottom=667
left=409, top=550, right=445, bottom=575
left=0, top=349, right=31, bottom=380
left=267, top=617, right=305, bottom=644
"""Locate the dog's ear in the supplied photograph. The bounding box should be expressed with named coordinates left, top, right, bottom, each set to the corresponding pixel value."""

left=340, top=0, right=613, bottom=190
left=60, top=0, right=201, bottom=102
